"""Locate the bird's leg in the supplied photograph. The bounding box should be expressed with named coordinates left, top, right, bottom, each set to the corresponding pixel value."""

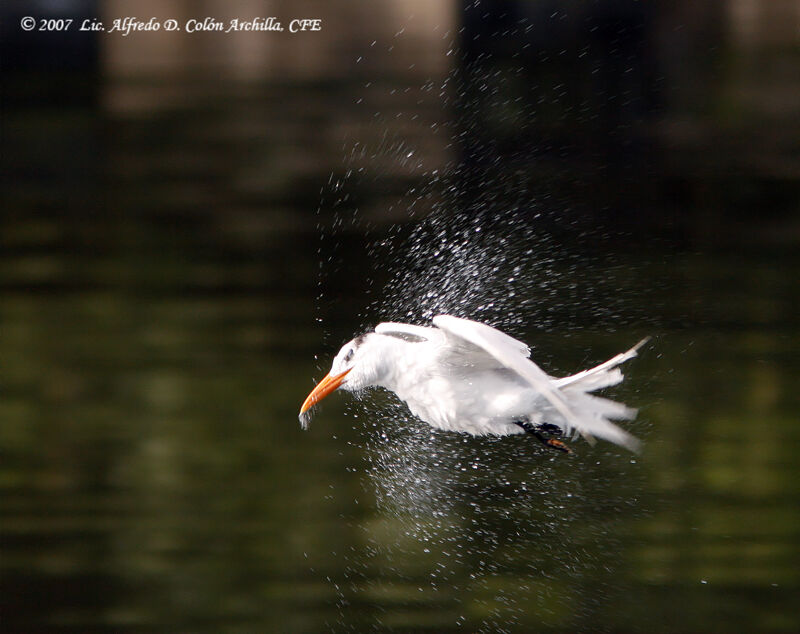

left=537, top=422, right=563, bottom=436
left=515, top=420, right=572, bottom=454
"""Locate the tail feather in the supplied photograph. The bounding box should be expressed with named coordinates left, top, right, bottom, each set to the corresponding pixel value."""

left=550, top=337, right=649, bottom=452
left=569, top=392, right=638, bottom=421
left=578, top=418, right=641, bottom=453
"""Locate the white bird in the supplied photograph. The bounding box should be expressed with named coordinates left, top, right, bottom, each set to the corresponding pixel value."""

left=300, top=315, right=648, bottom=453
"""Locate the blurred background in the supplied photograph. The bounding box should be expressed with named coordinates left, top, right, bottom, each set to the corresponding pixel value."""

left=2, top=0, right=799, bottom=632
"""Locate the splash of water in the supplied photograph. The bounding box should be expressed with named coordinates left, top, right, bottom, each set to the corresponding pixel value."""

left=314, top=70, right=648, bottom=630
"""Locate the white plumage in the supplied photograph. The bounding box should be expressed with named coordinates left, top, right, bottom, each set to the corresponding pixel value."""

left=300, top=315, right=648, bottom=452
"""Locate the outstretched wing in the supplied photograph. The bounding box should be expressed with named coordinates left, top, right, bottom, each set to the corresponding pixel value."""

left=554, top=337, right=650, bottom=390
left=432, top=315, right=585, bottom=434
left=432, top=317, right=532, bottom=358
left=433, top=314, right=646, bottom=453
left=374, top=322, right=444, bottom=343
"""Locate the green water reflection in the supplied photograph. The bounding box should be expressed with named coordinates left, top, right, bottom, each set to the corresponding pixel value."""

left=2, top=91, right=799, bottom=633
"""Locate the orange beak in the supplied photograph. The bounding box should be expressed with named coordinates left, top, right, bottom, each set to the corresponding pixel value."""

left=299, top=368, right=352, bottom=415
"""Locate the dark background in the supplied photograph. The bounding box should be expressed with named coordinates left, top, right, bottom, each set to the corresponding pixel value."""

left=2, top=1, right=799, bottom=632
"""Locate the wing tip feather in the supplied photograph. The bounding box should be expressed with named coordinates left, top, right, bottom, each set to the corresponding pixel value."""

left=632, top=336, right=652, bottom=354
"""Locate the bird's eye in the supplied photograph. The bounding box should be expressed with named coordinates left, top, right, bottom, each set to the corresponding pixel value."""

left=344, top=349, right=354, bottom=363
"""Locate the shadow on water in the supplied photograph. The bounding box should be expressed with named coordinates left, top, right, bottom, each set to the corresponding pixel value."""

left=2, top=72, right=800, bottom=633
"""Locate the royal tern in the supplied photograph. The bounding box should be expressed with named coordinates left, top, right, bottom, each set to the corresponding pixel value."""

left=300, top=315, right=648, bottom=452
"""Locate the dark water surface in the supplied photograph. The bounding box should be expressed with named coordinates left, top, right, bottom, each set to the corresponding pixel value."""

left=2, top=83, right=799, bottom=633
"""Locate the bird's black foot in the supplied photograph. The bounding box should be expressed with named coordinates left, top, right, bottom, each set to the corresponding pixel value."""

left=514, top=420, right=572, bottom=454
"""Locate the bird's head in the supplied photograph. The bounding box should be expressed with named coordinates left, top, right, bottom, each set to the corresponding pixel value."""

left=299, top=334, right=382, bottom=427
